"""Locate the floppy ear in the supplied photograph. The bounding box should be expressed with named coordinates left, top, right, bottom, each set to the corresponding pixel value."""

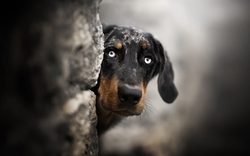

left=156, top=42, right=178, bottom=103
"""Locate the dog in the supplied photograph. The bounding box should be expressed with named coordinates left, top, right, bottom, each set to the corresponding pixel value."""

left=92, top=24, right=178, bottom=135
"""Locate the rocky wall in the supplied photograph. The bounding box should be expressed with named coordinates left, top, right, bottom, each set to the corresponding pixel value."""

left=0, top=0, right=103, bottom=155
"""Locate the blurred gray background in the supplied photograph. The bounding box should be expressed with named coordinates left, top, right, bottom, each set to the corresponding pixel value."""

left=99, top=0, right=250, bottom=155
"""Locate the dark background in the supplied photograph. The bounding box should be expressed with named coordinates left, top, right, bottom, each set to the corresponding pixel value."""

left=99, top=0, right=250, bottom=155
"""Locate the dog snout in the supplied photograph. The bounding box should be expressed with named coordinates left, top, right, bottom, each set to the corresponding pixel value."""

left=118, top=85, right=142, bottom=105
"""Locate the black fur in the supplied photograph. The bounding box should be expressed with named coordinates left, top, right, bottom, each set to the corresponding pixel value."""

left=92, top=24, right=178, bottom=135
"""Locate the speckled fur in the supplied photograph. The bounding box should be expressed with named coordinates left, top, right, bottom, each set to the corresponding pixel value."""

left=92, top=25, right=178, bottom=135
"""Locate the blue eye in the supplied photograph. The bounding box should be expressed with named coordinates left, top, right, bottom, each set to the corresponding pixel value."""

left=108, top=51, right=116, bottom=58
left=144, top=57, right=152, bottom=64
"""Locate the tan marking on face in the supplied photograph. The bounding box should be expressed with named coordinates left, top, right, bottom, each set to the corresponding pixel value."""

left=97, top=77, right=148, bottom=118
left=133, top=82, right=147, bottom=114
left=116, top=42, right=123, bottom=49
left=98, top=76, right=120, bottom=110
left=96, top=76, right=120, bottom=127
left=142, top=41, right=148, bottom=49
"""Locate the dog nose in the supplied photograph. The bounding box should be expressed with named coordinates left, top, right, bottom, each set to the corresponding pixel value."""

left=118, top=85, right=142, bottom=105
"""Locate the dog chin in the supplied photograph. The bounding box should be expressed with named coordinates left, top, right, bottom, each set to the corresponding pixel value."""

left=112, top=110, right=141, bottom=117
left=112, top=110, right=135, bottom=117
left=101, top=102, right=142, bottom=117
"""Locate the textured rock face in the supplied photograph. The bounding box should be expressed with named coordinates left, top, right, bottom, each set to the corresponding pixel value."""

left=0, top=0, right=103, bottom=155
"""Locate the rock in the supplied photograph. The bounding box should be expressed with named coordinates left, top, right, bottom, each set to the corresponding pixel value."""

left=0, top=0, right=103, bottom=155
left=62, top=91, right=99, bottom=156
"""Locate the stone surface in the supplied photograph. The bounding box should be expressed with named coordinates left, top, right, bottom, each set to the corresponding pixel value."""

left=62, top=91, right=99, bottom=156
left=0, top=0, right=102, bottom=155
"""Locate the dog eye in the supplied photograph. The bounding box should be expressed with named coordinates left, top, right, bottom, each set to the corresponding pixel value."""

left=108, top=51, right=116, bottom=58
left=144, top=57, right=152, bottom=64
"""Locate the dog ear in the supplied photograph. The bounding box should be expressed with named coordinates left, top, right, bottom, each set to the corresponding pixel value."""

left=155, top=41, right=178, bottom=103
left=102, top=24, right=117, bottom=35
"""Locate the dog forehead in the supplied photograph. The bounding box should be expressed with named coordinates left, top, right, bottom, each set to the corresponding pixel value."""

left=113, top=27, right=149, bottom=45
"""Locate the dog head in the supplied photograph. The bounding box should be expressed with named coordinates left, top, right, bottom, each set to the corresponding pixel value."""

left=97, top=25, right=178, bottom=117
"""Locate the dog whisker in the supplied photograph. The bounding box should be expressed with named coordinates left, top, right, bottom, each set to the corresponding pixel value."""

left=137, top=98, right=157, bottom=119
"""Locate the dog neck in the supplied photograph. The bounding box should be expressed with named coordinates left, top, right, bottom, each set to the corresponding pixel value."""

left=96, top=98, right=123, bottom=135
